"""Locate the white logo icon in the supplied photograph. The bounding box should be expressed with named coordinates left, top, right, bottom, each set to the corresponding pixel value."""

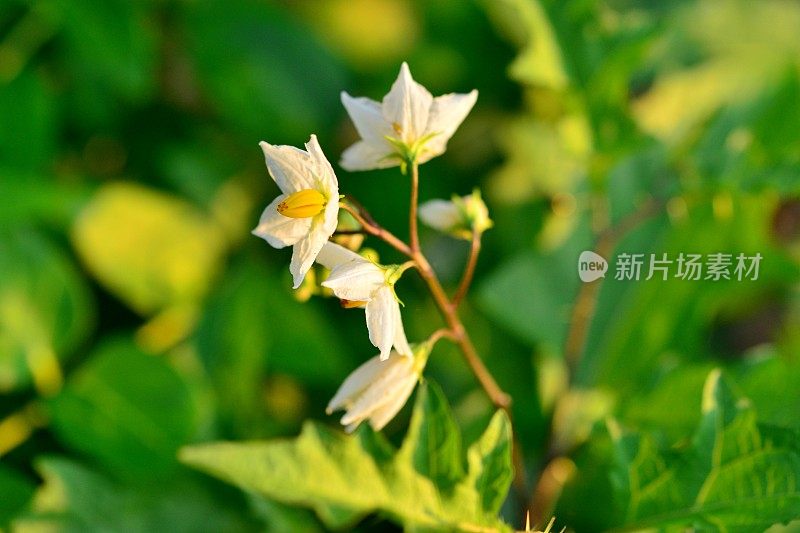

left=578, top=251, right=608, bottom=282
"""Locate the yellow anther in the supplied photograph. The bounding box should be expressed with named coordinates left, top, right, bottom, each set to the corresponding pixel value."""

left=277, top=189, right=326, bottom=218
left=340, top=299, right=367, bottom=309
left=392, top=122, right=403, bottom=135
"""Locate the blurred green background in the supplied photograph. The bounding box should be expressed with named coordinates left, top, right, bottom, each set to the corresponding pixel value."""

left=1, top=0, right=799, bottom=531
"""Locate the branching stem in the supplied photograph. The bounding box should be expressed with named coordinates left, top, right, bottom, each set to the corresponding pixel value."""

left=452, top=228, right=481, bottom=309
left=339, top=202, right=412, bottom=257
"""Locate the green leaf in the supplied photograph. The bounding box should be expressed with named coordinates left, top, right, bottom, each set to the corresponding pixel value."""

left=398, top=380, right=465, bottom=491
left=183, top=0, right=347, bottom=140
left=0, top=229, right=92, bottom=394
left=0, top=176, right=91, bottom=229
left=0, top=70, right=56, bottom=172
left=195, top=255, right=351, bottom=438
left=13, top=458, right=258, bottom=533
left=71, top=181, right=227, bottom=316
left=477, top=221, right=590, bottom=350
left=180, top=381, right=513, bottom=531
left=0, top=465, right=35, bottom=527
left=56, top=0, right=158, bottom=103
left=48, top=339, right=197, bottom=480
left=481, top=0, right=568, bottom=90
left=610, top=369, right=800, bottom=532
left=466, top=410, right=515, bottom=517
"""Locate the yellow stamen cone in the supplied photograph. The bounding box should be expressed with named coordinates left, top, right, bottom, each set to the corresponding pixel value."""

left=340, top=299, right=368, bottom=309
left=277, top=189, right=326, bottom=218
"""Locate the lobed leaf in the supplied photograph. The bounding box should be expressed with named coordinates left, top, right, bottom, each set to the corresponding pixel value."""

left=180, top=381, right=514, bottom=531
left=610, top=369, right=800, bottom=532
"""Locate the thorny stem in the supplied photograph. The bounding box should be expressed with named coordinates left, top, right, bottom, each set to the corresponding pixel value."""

left=529, top=198, right=664, bottom=524
left=452, top=228, right=481, bottom=309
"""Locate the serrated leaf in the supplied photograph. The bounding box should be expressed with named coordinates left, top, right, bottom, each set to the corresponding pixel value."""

left=398, top=381, right=465, bottom=491
left=48, top=339, right=197, bottom=480
left=610, top=369, right=800, bottom=532
left=180, top=381, right=513, bottom=532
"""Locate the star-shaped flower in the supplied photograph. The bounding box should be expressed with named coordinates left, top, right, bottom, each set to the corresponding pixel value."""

left=340, top=62, right=478, bottom=171
left=252, top=135, right=339, bottom=288
left=327, top=346, right=428, bottom=432
left=316, top=242, right=412, bottom=360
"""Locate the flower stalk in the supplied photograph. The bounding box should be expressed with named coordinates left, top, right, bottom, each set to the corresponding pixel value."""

left=452, top=228, right=481, bottom=310
left=341, top=183, right=509, bottom=408
left=409, top=160, right=421, bottom=255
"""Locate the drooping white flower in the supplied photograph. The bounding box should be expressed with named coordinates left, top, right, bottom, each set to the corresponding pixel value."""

left=340, top=62, right=478, bottom=171
left=419, top=189, right=493, bottom=240
left=316, top=242, right=412, bottom=360
left=327, top=346, right=428, bottom=432
left=252, top=135, right=339, bottom=289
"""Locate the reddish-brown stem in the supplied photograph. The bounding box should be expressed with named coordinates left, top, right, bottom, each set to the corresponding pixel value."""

left=413, top=252, right=511, bottom=410
left=427, top=327, right=457, bottom=347
left=339, top=202, right=412, bottom=257
left=345, top=181, right=519, bottom=501
left=333, top=229, right=366, bottom=236
left=562, top=198, right=662, bottom=377
left=529, top=198, right=664, bottom=521
left=452, top=229, right=481, bottom=309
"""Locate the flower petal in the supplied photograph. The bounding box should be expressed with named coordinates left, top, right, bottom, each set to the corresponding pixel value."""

left=322, top=261, right=385, bottom=301
left=322, top=195, right=340, bottom=242
left=366, top=287, right=399, bottom=360
left=251, top=195, right=312, bottom=248
left=289, top=218, right=331, bottom=289
left=340, top=355, right=410, bottom=426
left=418, top=199, right=462, bottom=233
left=316, top=241, right=363, bottom=270
left=340, top=141, right=397, bottom=172
left=382, top=62, right=433, bottom=144
left=422, top=90, right=478, bottom=156
left=341, top=92, right=394, bottom=145
left=326, top=354, right=387, bottom=414
left=392, top=306, right=412, bottom=357
left=304, top=135, right=339, bottom=199
left=368, top=373, right=418, bottom=431
left=259, top=141, right=317, bottom=194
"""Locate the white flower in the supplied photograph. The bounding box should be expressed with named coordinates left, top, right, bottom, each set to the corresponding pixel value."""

left=340, top=62, right=478, bottom=171
left=419, top=189, right=493, bottom=240
left=316, top=242, right=412, bottom=360
left=252, top=135, right=339, bottom=289
left=327, top=348, right=427, bottom=432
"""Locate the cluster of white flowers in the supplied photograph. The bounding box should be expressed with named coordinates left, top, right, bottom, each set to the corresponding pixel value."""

left=252, top=63, right=487, bottom=432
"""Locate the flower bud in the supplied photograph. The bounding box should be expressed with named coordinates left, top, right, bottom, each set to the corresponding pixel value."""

left=419, top=189, right=493, bottom=240
left=327, top=343, right=431, bottom=432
